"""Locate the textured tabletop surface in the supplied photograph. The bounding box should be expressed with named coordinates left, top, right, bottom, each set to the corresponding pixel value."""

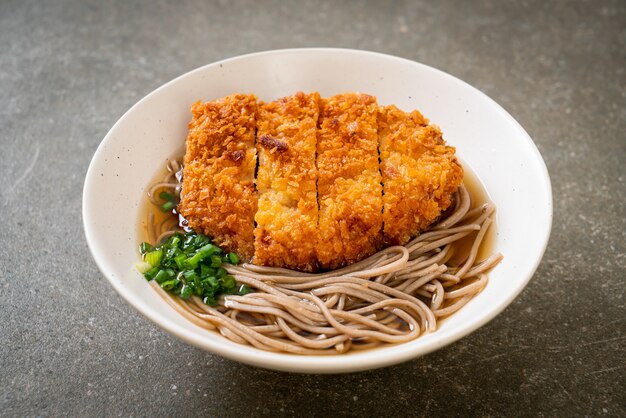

left=1, top=0, right=624, bottom=416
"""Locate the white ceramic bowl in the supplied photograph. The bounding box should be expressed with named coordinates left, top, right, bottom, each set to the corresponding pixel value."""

left=83, top=48, right=552, bottom=373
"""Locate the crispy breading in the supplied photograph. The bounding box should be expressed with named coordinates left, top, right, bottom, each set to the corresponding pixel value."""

left=177, top=92, right=464, bottom=271
left=177, top=94, right=258, bottom=261
left=254, top=92, right=320, bottom=272
left=378, top=105, right=463, bottom=245
left=316, top=93, right=383, bottom=270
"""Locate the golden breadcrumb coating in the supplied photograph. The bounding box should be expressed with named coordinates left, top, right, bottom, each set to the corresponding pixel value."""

left=316, top=93, right=383, bottom=270
left=177, top=92, right=464, bottom=271
left=378, top=105, right=464, bottom=246
left=177, top=94, right=258, bottom=261
left=254, top=92, right=320, bottom=272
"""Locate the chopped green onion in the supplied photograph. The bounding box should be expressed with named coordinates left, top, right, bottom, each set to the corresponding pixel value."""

left=227, top=252, right=240, bottom=265
left=204, top=276, right=219, bottom=288
left=182, top=234, right=196, bottom=249
left=164, top=246, right=180, bottom=260
left=160, top=201, right=175, bottom=212
left=169, top=234, right=181, bottom=247
left=134, top=261, right=152, bottom=274
left=219, top=275, right=236, bottom=291
left=144, top=249, right=163, bottom=267
left=180, top=285, right=193, bottom=299
left=153, top=269, right=169, bottom=284
left=184, top=243, right=220, bottom=269
left=210, top=255, right=222, bottom=268
left=159, top=191, right=176, bottom=202
left=153, top=268, right=175, bottom=284
left=193, top=235, right=212, bottom=249
left=143, top=266, right=159, bottom=281
left=200, top=243, right=220, bottom=255
left=139, top=242, right=154, bottom=255
left=135, top=231, right=244, bottom=306
left=174, top=254, right=187, bottom=270
left=200, top=264, right=215, bottom=277
left=161, top=279, right=180, bottom=290
left=237, top=284, right=251, bottom=295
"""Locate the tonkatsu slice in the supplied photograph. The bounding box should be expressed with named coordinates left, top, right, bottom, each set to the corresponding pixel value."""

left=316, top=93, right=383, bottom=270
left=378, top=105, right=463, bottom=245
left=178, top=94, right=258, bottom=261
left=254, top=92, right=320, bottom=272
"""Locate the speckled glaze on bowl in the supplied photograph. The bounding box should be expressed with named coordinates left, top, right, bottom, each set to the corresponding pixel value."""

left=83, top=49, right=552, bottom=373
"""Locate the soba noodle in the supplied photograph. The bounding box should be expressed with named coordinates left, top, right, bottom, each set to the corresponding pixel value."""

left=145, top=159, right=503, bottom=354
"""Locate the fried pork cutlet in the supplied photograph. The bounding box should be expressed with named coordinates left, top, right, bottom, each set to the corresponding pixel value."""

left=317, top=93, right=383, bottom=270
left=254, top=92, right=320, bottom=272
left=378, top=105, right=463, bottom=246
left=177, top=94, right=258, bottom=261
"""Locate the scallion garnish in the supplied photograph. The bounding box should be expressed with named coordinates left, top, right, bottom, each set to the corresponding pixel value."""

left=145, top=249, right=163, bottom=267
left=237, top=284, right=251, bottom=295
left=139, top=242, right=154, bottom=255
left=136, top=231, right=243, bottom=306
left=159, top=191, right=176, bottom=202
left=227, top=252, right=240, bottom=264
left=160, top=201, right=175, bottom=212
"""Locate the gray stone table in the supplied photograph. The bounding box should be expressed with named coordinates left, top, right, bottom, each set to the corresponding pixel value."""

left=1, top=0, right=624, bottom=416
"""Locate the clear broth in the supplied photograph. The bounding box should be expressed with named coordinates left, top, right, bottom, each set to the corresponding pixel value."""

left=137, top=158, right=186, bottom=246
left=446, top=165, right=496, bottom=266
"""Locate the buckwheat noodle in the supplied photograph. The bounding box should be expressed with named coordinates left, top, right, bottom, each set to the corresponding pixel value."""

left=146, top=160, right=503, bottom=354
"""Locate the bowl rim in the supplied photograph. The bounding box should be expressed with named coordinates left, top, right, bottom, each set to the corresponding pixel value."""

left=83, top=47, right=553, bottom=373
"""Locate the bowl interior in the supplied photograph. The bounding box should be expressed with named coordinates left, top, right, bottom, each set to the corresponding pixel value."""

left=83, top=49, right=552, bottom=373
